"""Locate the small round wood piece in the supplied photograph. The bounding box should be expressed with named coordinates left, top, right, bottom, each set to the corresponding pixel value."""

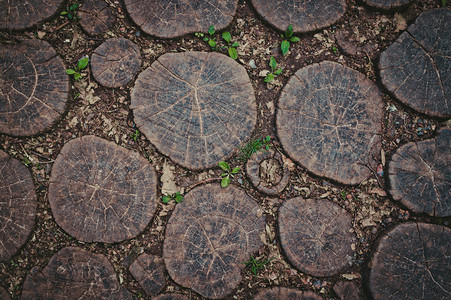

left=245, top=150, right=290, bottom=195
left=0, top=40, right=69, bottom=137
left=129, top=253, right=165, bottom=296
left=0, top=0, right=64, bottom=30
left=276, top=61, right=383, bottom=185
left=91, top=38, right=141, bottom=88
left=22, top=247, right=132, bottom=299
left=278, top=197, right=356, bottom=277
left=79, top=0, right=116, bottom=36
left=388, top=129, right=450, bottom=217
left=251, top=0, right=347, bottom=33
left=48, top=135, right=157, bottom=243
left=379, top=8, right=451, bottom=118
left=369, top=222, right=451, bottom=300
left=124, top=0, right=238, bottom=38
left=362, top=0, right=411, bottom=9
left=333, top=281, right=364, bottom=300
left=163, top=184, right=265, bottom=299
left=0, top=150, right=37, bottom=262
left=131, top=52, right=256, bottom=170
left=253, top=287, right=323, bottom=300
left=153, top=294, right=189, bottom=300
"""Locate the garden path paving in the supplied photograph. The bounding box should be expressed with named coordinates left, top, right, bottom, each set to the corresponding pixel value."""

left=362, top=0, right=411, bottom=9
left=129, top=253, right=166, bottom=297
left=253, top=287, right=324, bottom=299
left=78, top=0, right=117, bottom=36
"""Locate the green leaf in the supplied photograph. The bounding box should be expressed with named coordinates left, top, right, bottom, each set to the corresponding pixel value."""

left=269, top=56, right=277, bottom=70
left=208, top=39, right=216, bottom=48
left=208, top=25, right=215, bottom=36
left=274, top=68, right=283, bottom=75
left=231, top=42, right=240, bottom=48
left=203, top=37, right=209, bottom=42
left=289, top=36, right=300, bottom=42
left=228, top=47, right=238, bottom=60
left=78, top=57, right=89, bottom=70
left=66, top=69, right=76, bottom=75
left=219, top=161, right=230, bottom=171
left=281, top=40, right=290, bottom=55
left=231, top=167, right=240, bottom=174
left=60, top=11, right=68, bottom=15
left=70, top=3, right=79, bottom=10
left=175, top=193, right=183, bottom=203
left=285, top=24, right=293, bottom=38
left=222, top=31, right=231, bottom=43
left=68, top=13, right=73, bottom=20
left=221, top=176, right=230, bottom=188
left=74, top=73, right=81, bottom=81
left=264, top=73, right=274, bottom=83
left=162, top=196, right=171, bottom=203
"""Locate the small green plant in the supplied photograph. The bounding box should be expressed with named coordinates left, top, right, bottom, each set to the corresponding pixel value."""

left=281, top=24, right=300, bottom=55
left=219, top=161, right=240, bottom=188
left=60, top=3, right=80, bottom=21
left=201, top=25, right=217, bottom=49
left=222, top=31, right=240, bottom=60
left=162, top=191, right=184, bottom=204
left=239, top=136, right=271, bottom=161
left=442, top=0, right=447, bottom=7
left=130, top=129, right=140, bottom=142
left=23, top=156, right=30, bottom=166
left=340, top=190, right=346, bottom=200
left=243, top=255, right=273, bottom=275
left=264, top=57, right=283, bottom=83
left=331, top=45, right=338, bottom=54
left=66, top=56, right=89, bottom=81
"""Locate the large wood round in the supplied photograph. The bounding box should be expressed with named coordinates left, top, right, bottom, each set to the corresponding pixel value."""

left=0, top=40, right=69, bottom=137
left=124, top=0, right=238, bottom=38
left=362, top=0, right=411, bottom=9
left=0, top=0, right=64, bottom=30
left=276, top=61, right=383, bottom=185
left=0, top=150, right=37, bottom=262
left=22, top=247, right=132, bottom=299
left=48, top=135, right=158, bottom=243
left=379, top=8, right=451, bottom=118
left=163, top=184, right=265, bottom=299
left=79, top=0, right=116, bottom=36
left=253, top=287, right=323, bottom=300
left=131, top=52, right=256, bottom=170
left=251, top=0, right=347, bottom=33
left=129, top=253, right=165, bottom=296
left=369, top=223, right=451, bottom=300
left=153, top=294, right=188, bottom=300
left=278, top=197, right=356, bottom=277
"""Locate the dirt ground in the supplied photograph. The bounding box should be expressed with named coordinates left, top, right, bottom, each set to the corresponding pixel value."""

left=0, top=0, right=450, bottom=299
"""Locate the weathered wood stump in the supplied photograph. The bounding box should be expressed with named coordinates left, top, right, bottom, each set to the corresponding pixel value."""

left=79, top=0, right=116, bottom=36
left=333, top=281, right=364, bottom=300
left=253, top=287, right=323, bottom=299
left=0, top=286, right=10, bottom=300
left=362, top=0, right=411, bottom=9
left=129, top=253, right=165, bottom=296
left=153, top=294, right=189, bottom=300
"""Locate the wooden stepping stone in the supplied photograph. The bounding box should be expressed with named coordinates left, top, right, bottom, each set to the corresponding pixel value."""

left=379, top=8, right=451, bottom=118
left=245, top=149, right=290, bottom=195
left=253, top=287, right=323, bottom=299
left=0, top=0, right=64, bottom=30
left=278, top=197, right=356, bottom=277
left=363, top=0, right=411, bottom=9
left=276, top=61, right=383, bottom=185
left=388, top=128, right=450, bottom=217
left=131, top=52, right=256, bottom=170
left=163, top=184, right=265, bottom=299
left=124, top=0, right=237, bottom=38
left=129, top=253, right=165, bottom=296
left=0, top=286, right=10, bottom=300
left=333, top=281, right=364, bottom=300
left=79, top=0, right=116, bottom=36
left=369, top=222, right=451, bottom=300
left=153, top=294, right=188, bottom=300
left=48, top=135, right=157, bottom=243
left=0, top=150, right=37, bottom=262
left=0, top=40, right=69, bottom=137
left=251, top=0, right=347, bottom=33
left=22, top=246, right=132, bottom=299
left=91, top=38, right=141, bottom=88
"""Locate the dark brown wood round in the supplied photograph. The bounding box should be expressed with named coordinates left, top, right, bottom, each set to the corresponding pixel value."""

left=129, top=253, right=165, bottom=296
left=79, top=0, right=116, bottom=36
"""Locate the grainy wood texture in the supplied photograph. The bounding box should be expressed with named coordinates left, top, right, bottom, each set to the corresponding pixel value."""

left=253, top=287, right=324, bottom=299
left=276, top=61, right=383, bottom=185
left=153, top=294, right=189, bottom=300
left=0, top=150, right=37, bottom=262
left=379, top=8, right=450, bottom=118
left=163, top=184, right=265, bottom=299
left=79, top=0, right=116, bottom=36
left=333, top=281, right=364, bottom=300
left=362, top=0, right=411, bottom=9
left=0, top=286, right=10, bottom=300
left=48, top=135, right=157, bottom=243
left=129, top=253, right=165, bottom=296
left=0, top=40, right=69, bottom=137
left=131, top=52, right=256, bottom=170
left=369, top=223, right=451, bottom=300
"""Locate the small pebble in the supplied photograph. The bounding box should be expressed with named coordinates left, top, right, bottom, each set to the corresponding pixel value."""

left=249, top=59, right=257, bottom=69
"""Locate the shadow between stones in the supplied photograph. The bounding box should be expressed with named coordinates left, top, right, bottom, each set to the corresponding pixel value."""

left=276, top=61, right=384, bottom=185
left=278, top=197, right=356, bottom=277
left=48, top=135, right=158, bottom=243
left=388, top=128, right=450, bottom=217
left=0, top=150, right=37, bottom=262
left=79, top=0, right=117, bottom=36
left=0, top=40, right=69, bottom=137
left=362, top=0, right=411, bottom=9
left=22, top=246, right=132, bottom=299
left=379, top=8, right=451, bottom=118
left=129, top=253, right=165, bottom=296
left=253, top=287, right=324, bottom=299
left=131, top=51, right=256, bottom=170
left=163, top=184, right=265, bottom=299
left=369, top=222, right=451, bottom=300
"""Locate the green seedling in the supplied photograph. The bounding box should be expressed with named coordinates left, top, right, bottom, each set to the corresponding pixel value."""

left=130, top=129, right=140, bottom=141
left=264, top=57, right=283, bottom=83
left=222, top=31, right=240, bottom=60
left=331, top=45, right=338, bottom=54
left=442, top=0, right=447, bottom=7
left=66, top=56, right=89, bottom=81
left=162, top=191, right=184, bottom=204
left=219, top=161, right=240, bottom=188
left=201, top=25, right=217, bottom=49
left=243, top=255, right=273, bottom=275
left=23, top=156, right=30, bottom=166
left=60, top=3, right=80, bottom=21
left=281, top=24, right=300, bottom=55
left=239, top=136, right=271, bottom=161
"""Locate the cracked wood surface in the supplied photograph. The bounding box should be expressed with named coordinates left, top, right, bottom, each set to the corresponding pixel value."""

left=48, top=135, right=158, bottom=243
left=0, top=150, right=36, bottom=262
left=379, top=8, right=450, bottom=118
left=91, top=38, right=141, bottom=88
left=131, top=51, right=256, bottom=170
left=278, top=197, right=356, bottom=277
left=22, top=246, right=132, bottom=299
left=362, top=0, right=411, bottom=9
left=253, top=287, right=324, bottom=300
left=129, top=253, right=165, bottom=296
left=124, top=0, right=238, bottom=38
left=153, top=294, right=189, bottom=300
left=276, top=61, right=383, bottom=185
left=163, top=184, right=265, bottom=299
left=0, top=40, right=69, bottom=137
left=388, top=129, right=450, bottom=217
left=369, top=222, right=451, bottom=300
left=79, top=0, right=117, bottom=36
